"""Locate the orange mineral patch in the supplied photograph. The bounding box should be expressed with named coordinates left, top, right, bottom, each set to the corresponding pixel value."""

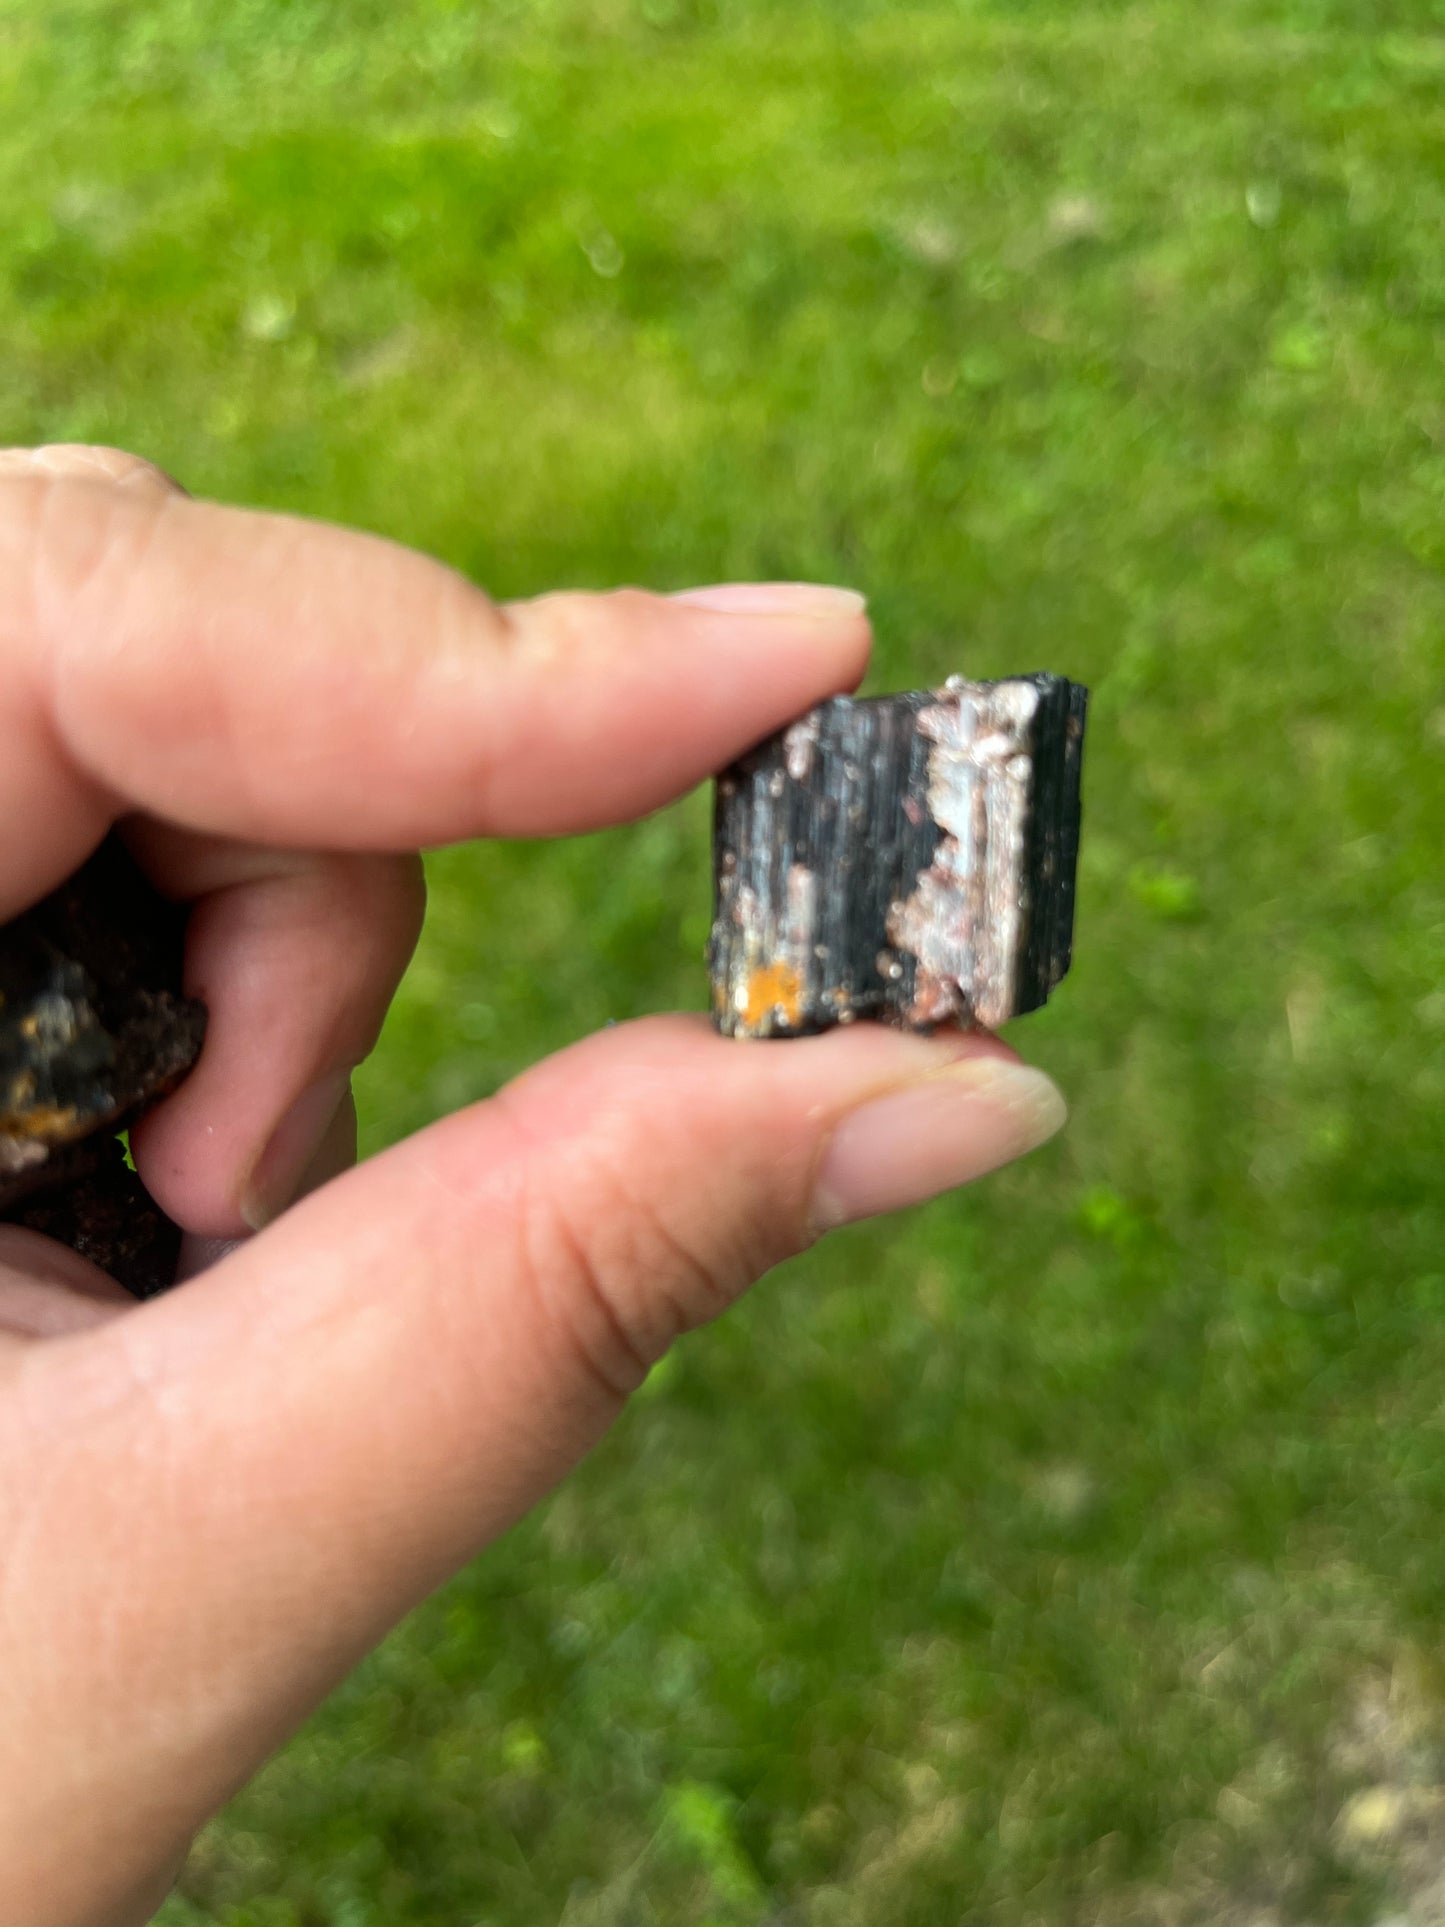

left=742, top=961, right=804, bottom=1030
left=0, top=1102, right=80, bottom=1141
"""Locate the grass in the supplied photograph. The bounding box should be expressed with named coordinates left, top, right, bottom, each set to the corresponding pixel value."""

left=4, top=0, right=1444, bottom=1919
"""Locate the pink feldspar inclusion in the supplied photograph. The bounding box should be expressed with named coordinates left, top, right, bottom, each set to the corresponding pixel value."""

left=886, top=677, right=1042, bottom=1030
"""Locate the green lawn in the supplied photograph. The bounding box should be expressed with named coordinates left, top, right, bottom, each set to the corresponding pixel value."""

left=4, top=1, right=1444, bottom=1919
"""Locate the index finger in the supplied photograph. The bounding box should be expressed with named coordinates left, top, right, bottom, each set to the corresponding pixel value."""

left=0, top=473, right=870, bottom=915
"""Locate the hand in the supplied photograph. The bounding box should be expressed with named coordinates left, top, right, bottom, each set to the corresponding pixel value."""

left=0, top=444, right=1068, bottom=1927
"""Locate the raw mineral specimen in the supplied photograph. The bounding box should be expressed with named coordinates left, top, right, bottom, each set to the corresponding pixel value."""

left=709, top=674, right=1087, bottom=1038
left=0, top=834, right=207, bottom=1297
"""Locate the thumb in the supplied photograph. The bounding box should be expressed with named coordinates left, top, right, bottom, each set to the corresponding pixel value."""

left=1, top=1017, right=1064, bottom=1918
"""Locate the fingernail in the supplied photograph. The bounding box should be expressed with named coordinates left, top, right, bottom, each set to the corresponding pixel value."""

left=240, top=1071, right=353, bottom=1232
left=672, top=582, right=867, bottom=619
left=811, top=1057, right=1068, bottom=1232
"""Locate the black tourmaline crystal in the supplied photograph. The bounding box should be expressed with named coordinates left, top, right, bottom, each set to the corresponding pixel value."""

left=709, top=674, right=1087, bottom=1037
left=0, top=834, right=207, bottom=1297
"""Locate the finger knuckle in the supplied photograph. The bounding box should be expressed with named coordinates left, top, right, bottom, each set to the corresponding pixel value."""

left=1, top=473, right=165, bottom=693
left=510, top=1118, right=742, bottom=1406
left=26, top=474, right=176, bottom=665
left=36, top=445, right=184, bottom=494
left=503, top=586, right=656, bottom=667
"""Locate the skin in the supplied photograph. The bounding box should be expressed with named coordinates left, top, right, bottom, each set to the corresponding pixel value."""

left=0, top=445, right=1067, bottom=1927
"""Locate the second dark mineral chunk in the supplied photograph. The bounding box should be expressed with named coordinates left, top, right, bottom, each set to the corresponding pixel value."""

left=709, top=674, right=1087, bottom=1037
left=0, top=833, right=207, bottom=1296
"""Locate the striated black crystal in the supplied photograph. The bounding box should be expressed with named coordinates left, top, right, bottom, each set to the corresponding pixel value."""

left=709, top=674, right=1087, bottom=1037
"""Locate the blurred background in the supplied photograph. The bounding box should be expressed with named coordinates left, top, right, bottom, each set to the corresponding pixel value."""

left=4, top=0, right=1443, bottom=1920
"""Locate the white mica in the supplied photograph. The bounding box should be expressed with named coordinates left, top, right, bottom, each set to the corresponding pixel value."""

left=887, top=679, right=1042, bottom=1027
left=784, top=715, right=820, bottom=782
